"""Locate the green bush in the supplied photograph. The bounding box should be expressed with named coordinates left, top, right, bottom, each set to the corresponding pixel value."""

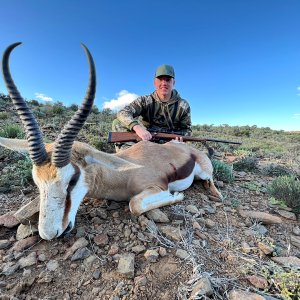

left=0, top=155, right=33, bottom=192
left=0, top=112, right=8, bottom=120
left=268, top=176, right=300, bottom=211
left=262, top=163, right=294, bottom=177
left=0, top=124, right=25, bottom=138
left=233, top=156, right=259, bottom=172
left=88, top=136, right=115, bottom=153
left=212, top=159, right=234, bottom=183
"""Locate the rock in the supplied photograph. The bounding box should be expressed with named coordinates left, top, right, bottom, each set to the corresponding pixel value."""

left=38, top=272, right=53, bottom=283
left=117, top=253, right=135, bottom=278
left=241, top=241, right=251, bottom=254
left=0, top=239, right=12, bottom=250
left=228, top=289, right=266, bottom=300
left=94, top=233, right=109, bottom=246
left=108, top=244, right=119, bottom=256
left=246, top=275, right=268, bottom=289
left=96, top=208, right=107, bottom=219
left=131, top=245, right=146, bottom=254
left=38, top=253, right=47, bottom=262
left=271, top=256, right=300, bottom=268
left=257, top=242, right=274, bottom=255
left=158, top=247, right=167, bottom=257
left=190, top=277, right=213, bottom=298
left=175, top=249, right=189, bottom=259
left=204, top=218, right=216, bottom=228
left=18, top=252, right=37, bottom=268
left=158, top=225, right=185, bottom=241
left=71, top=247, right=91, bottom=261
left=185, top=205, right=199, bottom=214
left=84, top=255, right=97, bottom=268
left=63, top=237, right=88, bottom=260
left=13, top=196, right=40, bottom=225
left=203, top=205, right=216, bottom=214
left=146, top=208, right=170, bottom=223
left=92, top=269, right=101, bottom=280
left=251, top=224, right=268, bottom=236
left=216, top=180, right=224, bottom=188
left=124, top=227, right=131, bottom=238
left=46, top=259, right=59, bottom=271
left=0, top=211, right=19, bottom=228
left=144, top=249, right=159, bottom=262
left=290, top=235, right=300, bottom=249
left=193, top=221, right=202, bottom=230
left=1, top=261, right=19, bottom=276
left=16, top=223, right=39, bottom=240
left=277, top=210, right=297, bottom=220
left=10, top=236, right=39, bottom=252
left=238, top=210, right=282, bottom=224
left=293, top=226, right=300, bottom=236
left=75, top=226, right=86, bottom=238
left=134, top=275, right=147, bottom=286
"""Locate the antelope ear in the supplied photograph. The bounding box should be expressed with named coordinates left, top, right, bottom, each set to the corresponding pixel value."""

left=0, top=137, right=30, bottom=153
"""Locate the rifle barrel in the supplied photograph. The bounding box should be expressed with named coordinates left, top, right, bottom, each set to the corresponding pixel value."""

left=107, top=132, right=242, bottom=145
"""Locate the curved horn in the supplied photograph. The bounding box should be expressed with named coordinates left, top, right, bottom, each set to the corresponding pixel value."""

left=2, top=42, right=47, bottom=165
left=52, top=44, right=96, bottom=168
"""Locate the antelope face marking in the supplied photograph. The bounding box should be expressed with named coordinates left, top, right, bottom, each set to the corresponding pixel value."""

left=32, top=163, right=88, bottom=240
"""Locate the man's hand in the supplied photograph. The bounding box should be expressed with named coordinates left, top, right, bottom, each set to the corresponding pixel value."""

left=133, top=125, right=152, bottom=141
left=174, top=136, right=184, bottom=143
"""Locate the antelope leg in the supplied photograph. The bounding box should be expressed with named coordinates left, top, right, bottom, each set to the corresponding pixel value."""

left=129, top=187, right=184, bottom=216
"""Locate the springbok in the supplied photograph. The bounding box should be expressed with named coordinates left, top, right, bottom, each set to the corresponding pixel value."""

left=0, top=43, right=222, bottom=240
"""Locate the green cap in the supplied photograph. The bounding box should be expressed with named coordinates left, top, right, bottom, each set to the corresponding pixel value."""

left=155, top=64, right=175, bottom=78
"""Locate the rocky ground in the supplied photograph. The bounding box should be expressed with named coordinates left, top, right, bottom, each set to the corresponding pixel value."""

left=0, top=158, right=300, bottom=300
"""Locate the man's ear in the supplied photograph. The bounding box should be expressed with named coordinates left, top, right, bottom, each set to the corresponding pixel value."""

left=173, top=79, right=176, bottom=86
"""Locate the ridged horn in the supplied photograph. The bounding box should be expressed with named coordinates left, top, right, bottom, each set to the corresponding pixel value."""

left=52, top=43, right=96, bottom=168
left=2, top=42, right=47, bottom=165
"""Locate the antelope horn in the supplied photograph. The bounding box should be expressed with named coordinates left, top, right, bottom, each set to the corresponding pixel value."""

left=52, top=43, right=96, bottom=168
left=2, top=42, right=47, bottom=165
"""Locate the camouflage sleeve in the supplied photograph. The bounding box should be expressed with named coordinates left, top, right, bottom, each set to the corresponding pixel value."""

left=117, top=96, right=146, bottom=130
left=178, top=100, right=192, bottom=136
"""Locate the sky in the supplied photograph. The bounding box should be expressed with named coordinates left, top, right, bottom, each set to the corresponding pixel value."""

left=0, top=0, right=299, bottom=132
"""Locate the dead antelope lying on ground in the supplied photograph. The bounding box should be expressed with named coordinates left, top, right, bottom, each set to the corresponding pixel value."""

left=0, top=43, right=222, bottom=240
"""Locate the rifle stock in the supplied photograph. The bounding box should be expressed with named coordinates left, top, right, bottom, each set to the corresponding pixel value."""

left=108, top=132, right=242, bottom=145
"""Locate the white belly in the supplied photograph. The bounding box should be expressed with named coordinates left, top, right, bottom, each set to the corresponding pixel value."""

left=168, top=163, right=211, bottom=192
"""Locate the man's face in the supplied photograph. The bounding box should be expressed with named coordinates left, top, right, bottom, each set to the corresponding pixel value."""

left=154, top=76, right=175, bottom=101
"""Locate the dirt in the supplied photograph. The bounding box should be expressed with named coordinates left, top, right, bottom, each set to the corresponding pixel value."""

left=0, top=161, right=299, bottom=300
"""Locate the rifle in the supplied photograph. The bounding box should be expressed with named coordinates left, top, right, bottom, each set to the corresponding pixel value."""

left=107, top=131, right=242, bottom=145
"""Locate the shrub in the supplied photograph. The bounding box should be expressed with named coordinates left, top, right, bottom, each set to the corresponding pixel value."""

left=0, top=124, right=25, bottom=138
left=267, top=176, right=300, bottom=211
left=233, top=156, right=259, bottom=172
left=262, top=163, right=294, bottom=177
left=88, top=136, right=115, bottom=153
left=212, top=159, right=234, bottom=183
left=0, top=112, right=8, bottom=120
left=0, top=155, right=32, bottom=192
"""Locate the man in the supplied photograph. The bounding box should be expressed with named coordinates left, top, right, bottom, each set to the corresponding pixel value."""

left=112, top=64, right=192, bottom=152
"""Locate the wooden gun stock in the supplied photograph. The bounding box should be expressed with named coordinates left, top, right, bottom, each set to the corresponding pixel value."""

left=107, top=132, right=242, bottom=145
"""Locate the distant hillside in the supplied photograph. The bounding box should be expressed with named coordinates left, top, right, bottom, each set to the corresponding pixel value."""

left=0, top=93, right=299, bottom=168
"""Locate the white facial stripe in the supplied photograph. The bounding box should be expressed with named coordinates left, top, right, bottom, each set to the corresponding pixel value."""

left=67, top=168, right=88, bottom=228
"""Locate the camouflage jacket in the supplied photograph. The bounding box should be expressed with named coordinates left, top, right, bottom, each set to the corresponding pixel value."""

left=117, top=89, right=192, bottom=135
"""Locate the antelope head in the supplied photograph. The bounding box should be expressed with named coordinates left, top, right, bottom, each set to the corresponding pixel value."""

left=2, top=43, right=96, bottom=240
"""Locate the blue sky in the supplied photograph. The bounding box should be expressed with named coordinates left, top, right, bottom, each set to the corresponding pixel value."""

left=0, top=0, right=299, bottom=131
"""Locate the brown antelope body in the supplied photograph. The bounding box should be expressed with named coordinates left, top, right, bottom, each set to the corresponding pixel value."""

left=0, top=43, right=222, bottom=240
